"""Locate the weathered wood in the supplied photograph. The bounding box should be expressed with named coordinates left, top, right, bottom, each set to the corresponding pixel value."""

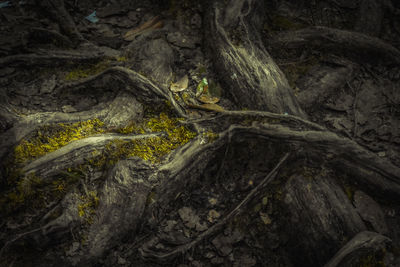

left=204, top=0, right=306, bottom=117
left=324, top=231, right=391, bottom=267
left=22, top=133, right=163, bottom=178
left=269, top=26, right=400, bottom=66
left=281, top=173, right=366, bottom=266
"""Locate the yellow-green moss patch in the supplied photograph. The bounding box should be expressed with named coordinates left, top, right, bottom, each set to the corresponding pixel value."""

left=204, top=130, right=219, bottom=143
left=64, top=61, right=109, bottom=81
left=14, top=118, right=105, bottom=163
left=78, top=191, right=99, bottom=224
left=89, top=113, right=197, bottom=166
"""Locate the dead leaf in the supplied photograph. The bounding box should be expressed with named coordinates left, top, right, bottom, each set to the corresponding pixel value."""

left=208, top=198, right=218, bottom=206
left=170, top=74, right=189, bottom=92
left=124, top=16, right=162, bottom=41
left=207, top=209, right=221, bottom=223
left=198, top=94, right=220, bottom=104
left=260, top=212, right=272, bottom=225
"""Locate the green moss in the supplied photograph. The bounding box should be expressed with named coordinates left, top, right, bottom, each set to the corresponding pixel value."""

left=64, top=61, right=109, bottom=81
left=115, top=56, right=127, bottom=62
left=87, top=112, right=197, bottom=167
left=116, top=122, right=146, bottom=135
left=0, top=173, right=45, bottom=215
left=0, top=167, right=84, bottom=217
left=14, top=119, right=105, bottom=163
left=204, top=130, right=219, bottom=143
left=78, top=191, right=99, bottom=224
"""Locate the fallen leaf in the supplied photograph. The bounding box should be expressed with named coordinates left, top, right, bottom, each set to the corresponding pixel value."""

left=208, top=197, right=218, bottom=205
left=198, top=94, right=220, bottom=104
left=124, top=16, right=162, bottom=41
left=207, top=209, right=221, bottom=223
left=170, top=74, right=189, bottom=92
left=260, top=212, right=272, bottom=225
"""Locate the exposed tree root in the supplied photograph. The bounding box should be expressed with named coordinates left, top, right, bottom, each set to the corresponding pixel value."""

left=22, top=132, right=164, bottom=178
left=204, top=0, right=306, bottom=117
left=269, top=26, right=400, bottom=66
left=0, top=49, right=106, bottom=68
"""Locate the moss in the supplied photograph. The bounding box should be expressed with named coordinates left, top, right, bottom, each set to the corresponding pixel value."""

left=0, top=167, right=85, bottom=217
left=87, top=112, right=197, bottom=167
left=77, top=191, right=99, bottom=224
left=204, top=130, right=219, bottom=143
left=115, top=56, right=127, bottom=62
left=116, top=122, right=146, bottom=135
left=64, top=61, right=109, bottom=81
left=0, top=173, right=46, bottom=215
left=14, top=119, right=105, bottom=164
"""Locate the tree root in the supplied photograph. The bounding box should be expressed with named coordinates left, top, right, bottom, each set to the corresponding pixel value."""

left=0, top=49, right=106, bottom=68
left=22, top=132, right=164, bottom=179
left=204, top=0, right=306, bottom=117
left=269, top=26, right=400, bottom=66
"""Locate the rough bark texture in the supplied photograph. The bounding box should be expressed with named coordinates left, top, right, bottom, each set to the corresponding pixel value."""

left=1, top=0, right=400, bottom=266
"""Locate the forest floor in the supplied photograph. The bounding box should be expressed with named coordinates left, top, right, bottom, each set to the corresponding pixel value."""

left=1, top=0, right=400, bottom=266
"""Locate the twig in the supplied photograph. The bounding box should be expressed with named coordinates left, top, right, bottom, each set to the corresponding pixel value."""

left=140, top=152, right=291, bottom=260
